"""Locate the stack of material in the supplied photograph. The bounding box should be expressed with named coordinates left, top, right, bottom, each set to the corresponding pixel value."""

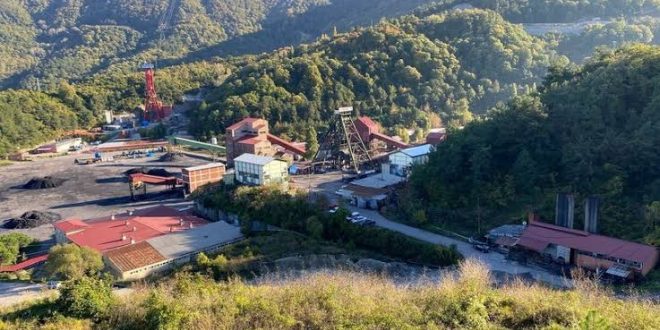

left=159, top=152, right=183, bottom=162
left=23, top=176, right=65, bottom=189
left=3, top=211, right=61, bottom=229
left=124, top=167, right=174, bottom=177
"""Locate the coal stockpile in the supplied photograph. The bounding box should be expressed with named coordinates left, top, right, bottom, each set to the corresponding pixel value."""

left=23, top=176, right=65, bottom=189
left=124, top=167, right=173, bottom=177
left=124, top=167, right=149, bottom=176
left=159, top=152, right=183, bottom=162
left=3, top=211, right=62, bottom=229
left=147, top=169, right=174, bottom=177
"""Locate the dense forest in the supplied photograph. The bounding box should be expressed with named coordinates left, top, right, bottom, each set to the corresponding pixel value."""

left=0, top=1, right=658, bottom=154
left=189, top=9, right=563, bottom=141
left=404, top=44, right=660, bottom=246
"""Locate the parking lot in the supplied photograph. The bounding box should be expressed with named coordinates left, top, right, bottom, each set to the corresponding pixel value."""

left=0, top=153, right=207, bottom=241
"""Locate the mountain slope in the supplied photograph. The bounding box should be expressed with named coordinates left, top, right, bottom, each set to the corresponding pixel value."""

left=405, top=44, right=660, bottom=245
left=0, top=0, right=434, bottom=89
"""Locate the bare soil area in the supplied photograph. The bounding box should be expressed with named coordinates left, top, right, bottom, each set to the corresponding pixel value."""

left=0, top=153, right=207, bottom=241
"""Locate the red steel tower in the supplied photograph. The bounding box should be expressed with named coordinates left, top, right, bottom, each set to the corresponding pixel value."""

left=140, top=63, right=172, bottom=121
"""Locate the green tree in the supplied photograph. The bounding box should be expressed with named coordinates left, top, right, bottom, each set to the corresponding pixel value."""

left=45, top=244, right=104, bottom=280
left=304, top=126, right=319, bottom=159
left=0, top=233, right=33, bottom=265
left=57, top=276, right=115, bottom=319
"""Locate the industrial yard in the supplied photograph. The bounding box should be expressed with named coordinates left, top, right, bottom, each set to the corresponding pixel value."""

left=0, top=152, right=207, bottom=240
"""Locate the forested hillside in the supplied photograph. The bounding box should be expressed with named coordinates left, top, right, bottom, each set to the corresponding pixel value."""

left=404, top=44, right=660, bottom=246
left=0, top=0, right=433, bottom=89
left=189, top=9, right=562, bottom=141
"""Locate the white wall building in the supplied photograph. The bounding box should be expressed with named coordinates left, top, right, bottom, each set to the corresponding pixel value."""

left=234, top=153, right=289, bottom=186
left=388, top=144, right=433, bottom=177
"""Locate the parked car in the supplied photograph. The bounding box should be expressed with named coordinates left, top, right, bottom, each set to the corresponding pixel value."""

left=473, top=244, right=490, bottom=253
left=351, top=212, right=360, bottom=217
left=47, top=281, right=61, bottom=289
left=361, top=220, right=376, bottom=227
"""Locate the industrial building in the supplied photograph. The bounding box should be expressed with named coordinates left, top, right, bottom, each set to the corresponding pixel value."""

left=336, top=167, right=406, bottom=209
left=35, top=138, right=83, bottom=154
left=234, top=154, right=289, bottom=186
left=225, top=118, right=305, bottom=166
left=388, top=144, right=433, bottom=177
left=182, top=163, right=225, bottom=194
left=104, top=220, right=243, bottom=281
left=53, top=205, right=209, bottom=252
left=517, top=220, right=659, bottom=278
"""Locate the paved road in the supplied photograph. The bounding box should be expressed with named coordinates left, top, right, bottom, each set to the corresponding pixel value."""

left=300, top=176, right=572, bottom=288
left=350, top=207, right=571, bottom=288
left=0, top=282, right=52, bottom=307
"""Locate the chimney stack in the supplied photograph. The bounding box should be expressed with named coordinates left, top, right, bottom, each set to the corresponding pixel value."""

left=130, top=238, right=136, bottom=244
left=125, top=220, right=129, bottom=226
left=128, top=210, right=134, bottom=216
left=111, top=214, right=116, bottom=220
left=555, top=193, right=575, bottom=228
left=189, top=222, right=194, bottom=229
left=121, top=234, right=127, bottom=241
left=132, top=226, right=137, bottom=232
left=584, top=196, right=599, bottom=233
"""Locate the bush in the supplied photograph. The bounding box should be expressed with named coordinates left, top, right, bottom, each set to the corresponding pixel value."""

left=57, top=276, right=115, bottom=319
left=45, top=244, right=104, bottom=280
left=199, top=185, right=461, bottom=266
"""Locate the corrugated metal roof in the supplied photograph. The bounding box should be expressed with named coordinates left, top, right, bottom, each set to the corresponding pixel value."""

left=56, top=205, right=208, bottom=252
left=518, top=221, right=659, bottom=265
left=183, top=163, right=225, bottom=172
left=148, top=221, right=243, bottom=259
left=400, top=144, right=433, bottom=158
left=105, top=241, right=166, bottom=272
left=234, top=153, right=276, bottom=166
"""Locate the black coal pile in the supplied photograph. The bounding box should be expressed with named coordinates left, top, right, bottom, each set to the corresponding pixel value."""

left=124, top=167, right=174, bottom=177
left=159, top=152, right=183, bottom=162
left=3, top=211, right=61, bottom=229
left=147, top=168, right=174, bottom=177
left=23, top=176, right=65, bottom=189
left=124, top=167, right=149, bottom=176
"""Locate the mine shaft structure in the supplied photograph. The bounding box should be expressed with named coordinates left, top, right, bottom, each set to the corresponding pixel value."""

left=315, top=107, right=374, bottom=174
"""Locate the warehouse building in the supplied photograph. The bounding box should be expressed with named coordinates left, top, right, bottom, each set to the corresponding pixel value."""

left=234, top=153, right=289, bottom=186
left=517, top=220, right=659, bottom=279
left=104, top=220, right=243, bottom=280
left=388, top=144, right=433, bottom=177
left=182, top=163, right=225, bottom=194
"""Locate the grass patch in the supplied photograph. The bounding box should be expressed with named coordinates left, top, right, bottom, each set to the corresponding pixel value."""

left=0, top=160, right=12, bottom=167
left=4, top=261, right=658, bottom=329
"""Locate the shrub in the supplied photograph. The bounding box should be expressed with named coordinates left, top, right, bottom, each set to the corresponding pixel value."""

left=57, top=276, right=115, bottom=319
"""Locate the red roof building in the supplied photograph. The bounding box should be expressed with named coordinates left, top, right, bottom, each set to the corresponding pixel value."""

left=54, top=205, right=209, bottom=252
left=517, top=221, right=659, bottom=277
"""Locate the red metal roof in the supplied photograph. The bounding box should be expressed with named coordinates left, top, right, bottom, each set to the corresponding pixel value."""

left=267, top=134, right=306, bottom=156
left=227, top=117, right=260, bottom=130
left=356, top=116, right=378, bottom=130
left=237, top=135, right=267, bottom=145
left=54, top=219, right=90, bottom=233
left=128, top=173, right=182, bottom=185
left=518, top=221, right=659, bottom=265
left=55, top=205, right=209, bottom=252
left=0, top=254, right=48, bottom=272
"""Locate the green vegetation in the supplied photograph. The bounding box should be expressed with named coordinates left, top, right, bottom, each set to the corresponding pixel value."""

left=2, top=261, right=659, bottom=329
left=190, top=9, right=563, bottom=141
left=57, top=276, right=116, bottom=320
left=464, top=0, right=660, bottom=23
left=198, top=184, right=460, bottom=266
left=0, top=233, right=33, bottom=265
left=45, top=244, right=104, bottom=280
left=403, top=44, right=660, bottom=245
left=557, top=20, right=656, bottom=62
